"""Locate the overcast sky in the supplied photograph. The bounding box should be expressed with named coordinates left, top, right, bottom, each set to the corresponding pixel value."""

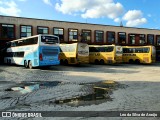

left=0, top=0, right=159, bottom=29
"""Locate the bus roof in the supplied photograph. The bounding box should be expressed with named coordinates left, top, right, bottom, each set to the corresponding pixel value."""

left=6, top=34, right=58, bottom=43
left=60, top=42, right=88, bottom=46
left=89, top=44, right=116, bottom=47
left=123, top=45, right=154, bottom=48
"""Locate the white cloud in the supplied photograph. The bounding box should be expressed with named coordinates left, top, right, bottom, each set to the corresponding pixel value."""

left=114, top=18, right=121, bottom=23
left=123, top=10, right=142, bottom=21
left=17, top=0, right=27, bottom=1
left=125, top=18, right=147, bottom=27
left=123, top=10, right=147, bottom=27
left=43, top=0, right=52, bottom=6
left=0, top=0, right=21, bottom=16
left=55, top=0, right=124, bottom=19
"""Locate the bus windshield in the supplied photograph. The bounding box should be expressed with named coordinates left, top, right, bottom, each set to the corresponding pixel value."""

left=78, top=43, right=89, bottom=56
left=41, top=35, right=59, bottom=44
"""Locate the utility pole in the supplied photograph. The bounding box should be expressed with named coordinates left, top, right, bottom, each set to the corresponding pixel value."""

left=120, top=21, right=123, bottom=27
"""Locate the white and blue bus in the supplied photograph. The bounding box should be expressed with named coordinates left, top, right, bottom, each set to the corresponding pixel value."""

left=4, top=34, right=60, bottom=69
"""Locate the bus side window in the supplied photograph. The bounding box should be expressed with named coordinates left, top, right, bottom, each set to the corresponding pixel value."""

left=143, top=48, right=149, bottom=53
left=129, top=48, right=134, bottom=53
left=6, top=42, right=11, bottom=48
left=104, top=47, right=107, bottom=52
left=89, top=47, right=96, bottom=52
left=15, top=41, right=19, bottom=47
left=17, top=40, right=23, bottom=46
left=33, top=37, right=38, bottom=44
left=89, top=47, right=93, bottom=52
left=108, top=47, right=114, bottom=52
left=95, top=47, right=99, bottom=52
left=135, top=48, right=143, bottom=53
left=99, top=47, right=104, bottom=52
left=11, top=42, right=16, bottom=47
left=123, top=48, right=127, bottom=53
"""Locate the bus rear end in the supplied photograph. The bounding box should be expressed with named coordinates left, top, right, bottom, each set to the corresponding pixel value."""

left=77, top=43, right=89, bottom=64
left=89, top=45, right=115, bottom=64
left=151, top=46, right=156, bottom=63
left=39, top=35, right=60, bottom=66
left=139, top=46, right=155, bottom=64
left=122, top=46, right=155, bottom=64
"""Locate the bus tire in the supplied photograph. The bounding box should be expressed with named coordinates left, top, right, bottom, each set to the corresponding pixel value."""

left=129, top=59, right=134, bottom=64
left=24, top=60, right=28, bottom=68
left=64, top=59, right=68, bottom=65
left=7, top=59, right=9, bottom=64
left=28, top=61, right=33, bottom=69
left=7, top=59, right=11, bottom=65
left=60, top=59, right=64, bottom=65
left=100, top=59, right=104, bottom=65
left=9, top=59, right=11, bottom=64
left=95, top=59, right=99, bottom=64
left=135, top=59, right=140, bottom=64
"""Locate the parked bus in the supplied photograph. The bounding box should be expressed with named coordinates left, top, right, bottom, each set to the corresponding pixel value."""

left=59, top=43, right=89, bottom=65
left=122, top=45, right=156, bottom=64
left=0, top=43, right=6, bottom=63
left=4, top=34, right=60, bottom=68
left=156, top=50, right=160, bottom=61
left=89, top=45, right=123, bottom=64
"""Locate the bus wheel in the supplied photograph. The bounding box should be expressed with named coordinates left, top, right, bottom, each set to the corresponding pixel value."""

left=129, top=59, right=134, bottom=64
left=60, top=59, right=64, bottom=65
left=7, top=59, right=11, bottom=65
left=28, top=61, right=33, bottom=69
left=95, top=59, right=99, bottom=64
left=64, top=59, right=68, bottom=65
left=135, top=59, right=140, bottom=64
left=24, top=60, right=28, bottom=68
left=7, top=59, right=9, bottom=64
left=100, top=59, right=104, bottom=65
left=9, top=59, right=11, bottom=64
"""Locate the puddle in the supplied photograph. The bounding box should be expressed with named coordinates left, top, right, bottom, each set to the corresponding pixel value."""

left=54, top=92, right=112, bottom=107
left=3, top=80, right=122, bottom=107
left=0, top=81, right=15, bottom=84
left=54, top=80, right=118, bottom=107
left=39, top=81, right=61, bottom=88
left=5, top=81, right=61, bottom=94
